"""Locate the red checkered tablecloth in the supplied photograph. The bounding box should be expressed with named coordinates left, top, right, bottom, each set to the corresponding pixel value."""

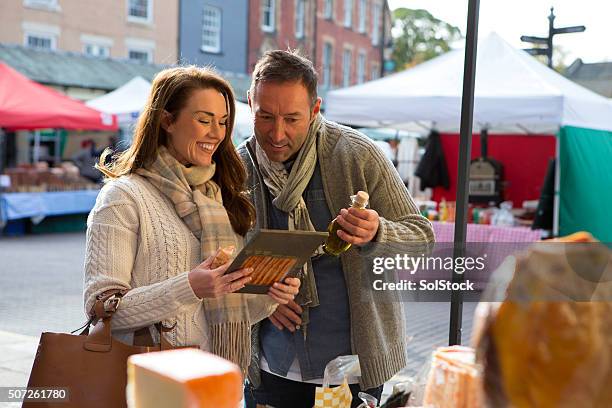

left=432, top=221, right=542, bottom=243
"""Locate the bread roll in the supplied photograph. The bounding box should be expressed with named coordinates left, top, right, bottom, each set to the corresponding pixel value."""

left=210, top=246, right=235, bottom=269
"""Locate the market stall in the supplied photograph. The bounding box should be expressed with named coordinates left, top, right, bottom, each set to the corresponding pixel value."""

left=0, top=62, right=118, bottom=234
left=0, top=63, right=117, bottom=131
left=326, top=32, right=612, bottom=242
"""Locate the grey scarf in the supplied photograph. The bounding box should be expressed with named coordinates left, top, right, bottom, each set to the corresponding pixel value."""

left=254, top=113, right=324, bottom=337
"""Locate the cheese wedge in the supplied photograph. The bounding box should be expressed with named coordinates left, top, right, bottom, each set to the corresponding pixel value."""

left=127, top=348, right=243, bottom=408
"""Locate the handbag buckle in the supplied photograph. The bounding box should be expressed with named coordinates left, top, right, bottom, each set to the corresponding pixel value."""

left=103, top=294, right=122, bottom=313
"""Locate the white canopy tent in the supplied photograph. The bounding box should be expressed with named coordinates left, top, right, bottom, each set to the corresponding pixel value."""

left=326, top=32, right=612, bottom=134
left=86, top=76, right=152, bottom=124
left=233, top=100, right=254, bottom=144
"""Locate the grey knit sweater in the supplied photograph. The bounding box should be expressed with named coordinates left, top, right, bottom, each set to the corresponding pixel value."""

left=238, top=117, right=435, bottom=389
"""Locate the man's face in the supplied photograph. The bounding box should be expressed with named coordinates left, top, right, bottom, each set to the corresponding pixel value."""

left=249, top=81, right=321, bottom=163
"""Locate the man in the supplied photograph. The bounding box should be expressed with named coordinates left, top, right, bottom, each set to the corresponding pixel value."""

left=72, top=139, right=102, bottom=182
left=238, top=50, right=434, bottom=408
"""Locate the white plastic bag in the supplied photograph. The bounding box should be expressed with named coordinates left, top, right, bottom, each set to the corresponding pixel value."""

left=314, top=356, right=361, bottom=408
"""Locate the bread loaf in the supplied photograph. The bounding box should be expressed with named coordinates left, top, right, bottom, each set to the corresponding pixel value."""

left=475, top=232, right=612, bottom=408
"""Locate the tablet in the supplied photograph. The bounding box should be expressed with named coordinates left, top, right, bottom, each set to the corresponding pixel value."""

left=226, top=229, right=328, bottom=294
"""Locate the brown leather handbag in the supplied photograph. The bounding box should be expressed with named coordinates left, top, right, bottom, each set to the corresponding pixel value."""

left=23, top=289, right=177, bottom=408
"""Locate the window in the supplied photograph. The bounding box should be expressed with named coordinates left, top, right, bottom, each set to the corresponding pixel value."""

left=23, top=0, right=59, bottom=10
left=128, top=0, right=152, bottom=23
left=372, top=2, right=380, bottom=45
left=323, top=0, right=333, bottom=19
left=84, top=44, right=110, bottom=57
left=128, top=49, right=151, bottom=63
left=322, top=42, right=333, bottom=89
left=295, top=0, right=305, bottom=39
left=358, top=0, right=366, bottom=33
left=25, top=33, right=55, bottom=50
left=202, top=5, right=222, bottom=53
left=22, top=22, right=59, bottom=50
left=262, top=0, right=275, bottom=32
left=357, top=51, right=366, bottom=84
left=344, top=0, right=353, bottom=28
left=81, top=34, right=113, bottom=58
left=342, top=48, right=352, bottom=87
left=126, top=38, right=154, bottom=62
left=371, top=63, right=380, bottom=80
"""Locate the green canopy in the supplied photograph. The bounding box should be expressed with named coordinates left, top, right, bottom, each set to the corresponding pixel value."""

left=558, top=126, right=612, bottom=242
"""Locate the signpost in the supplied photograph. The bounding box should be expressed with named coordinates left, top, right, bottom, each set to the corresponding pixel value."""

left=521, top=7, right=585, bottom=68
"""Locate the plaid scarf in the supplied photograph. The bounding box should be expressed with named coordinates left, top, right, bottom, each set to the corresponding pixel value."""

left=137, top=146, right=252, bottom=371
left=255, top=113, right=324, bottom=338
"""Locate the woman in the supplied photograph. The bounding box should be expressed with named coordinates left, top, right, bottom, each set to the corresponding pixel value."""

left=84, top=66, right=299, bottom=371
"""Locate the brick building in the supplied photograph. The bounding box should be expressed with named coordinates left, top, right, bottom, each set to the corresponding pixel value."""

left=247, top=0, right=392, bottom=95
left=0, top=0, right=178, bottom=65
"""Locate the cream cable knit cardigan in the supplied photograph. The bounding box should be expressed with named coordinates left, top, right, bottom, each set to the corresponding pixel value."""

left=83, top=174, right=277, bottom=349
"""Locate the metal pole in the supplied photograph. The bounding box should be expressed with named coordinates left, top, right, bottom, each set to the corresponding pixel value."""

left=54, top=129, right=61, bottom=165
left=449, top=0, right=480, bottom=346
left=33, top=130, right=41, bottom=163
left=553, top=132, right=561, bottom=237
left=547, top=7, right=555, bottom=68
left=0, top=128, right=5, bottom=173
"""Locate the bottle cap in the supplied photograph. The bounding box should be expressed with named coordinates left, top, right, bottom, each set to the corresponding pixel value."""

left=353, top=191, right=369, bottom=207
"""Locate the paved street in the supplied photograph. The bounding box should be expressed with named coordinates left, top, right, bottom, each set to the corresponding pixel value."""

left=0, top=232, right=476, bottom=403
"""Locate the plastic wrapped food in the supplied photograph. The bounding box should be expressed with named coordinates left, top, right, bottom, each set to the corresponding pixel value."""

left=473, top=232, right=612, bottom=408
left=313, top=355, right=361, bottom=408
left=422, top=346, right=484, bottom=408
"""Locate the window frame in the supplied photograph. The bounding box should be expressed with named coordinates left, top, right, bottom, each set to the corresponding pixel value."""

left=23, top=0, right=60, bottom=11
left=24, top=31, right=56, bottom=50
left=323, top=0, right=333, bottom=20
left=357, top=50, right=366, bottom=84
left=128, top=48, right=152, bottom=63
left=344, top=0, right=353, bottom=28
left=295, top=0, right=305, bottom=39
left=127, top=0, right=153, bottom=24
left=371, top=2, right=380, bottom=45
left=201, top=5, right=222, bottom=53
left=342, top=48, right=352, bottom=87
left=358, top=0, right=367, bottom=33
left=371, top=63, right=380, bottom=80
left=84, top=43, right=110, bottom=58
left=322, top=41, right=334, bottom=89
left=261, top=0, right=276, bottom=33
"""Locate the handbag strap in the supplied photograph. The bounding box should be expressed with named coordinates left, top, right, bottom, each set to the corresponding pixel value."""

left=83, top=289, right=175, bottom=351
left=83, top=289, right=128, bottom=352
left=73, top=289, right=127, bottom=336
left=134, top=322, right=176, bottom=350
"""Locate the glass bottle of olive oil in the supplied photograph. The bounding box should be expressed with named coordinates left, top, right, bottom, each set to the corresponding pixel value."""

left=323, top=191, right=369, bottom=256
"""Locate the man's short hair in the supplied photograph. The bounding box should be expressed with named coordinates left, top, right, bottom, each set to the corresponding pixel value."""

left=250, top=49, right=318, bottom=106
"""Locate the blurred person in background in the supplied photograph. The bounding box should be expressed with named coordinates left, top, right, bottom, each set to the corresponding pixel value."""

left=72, top=139, right=102, bottom=182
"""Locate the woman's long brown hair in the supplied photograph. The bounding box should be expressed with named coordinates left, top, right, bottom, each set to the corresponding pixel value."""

left=97, top=66, right=255, bottom=235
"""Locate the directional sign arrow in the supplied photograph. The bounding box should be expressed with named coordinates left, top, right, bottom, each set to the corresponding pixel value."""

left=523, top=48, right=549, bottom=56
left=553, top=25, right=586, bottom=35
left=520, top=35, right=548, bottom=44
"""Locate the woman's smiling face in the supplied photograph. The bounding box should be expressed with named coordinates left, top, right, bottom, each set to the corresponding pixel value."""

left=164, top=88, right=228, bottom=167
